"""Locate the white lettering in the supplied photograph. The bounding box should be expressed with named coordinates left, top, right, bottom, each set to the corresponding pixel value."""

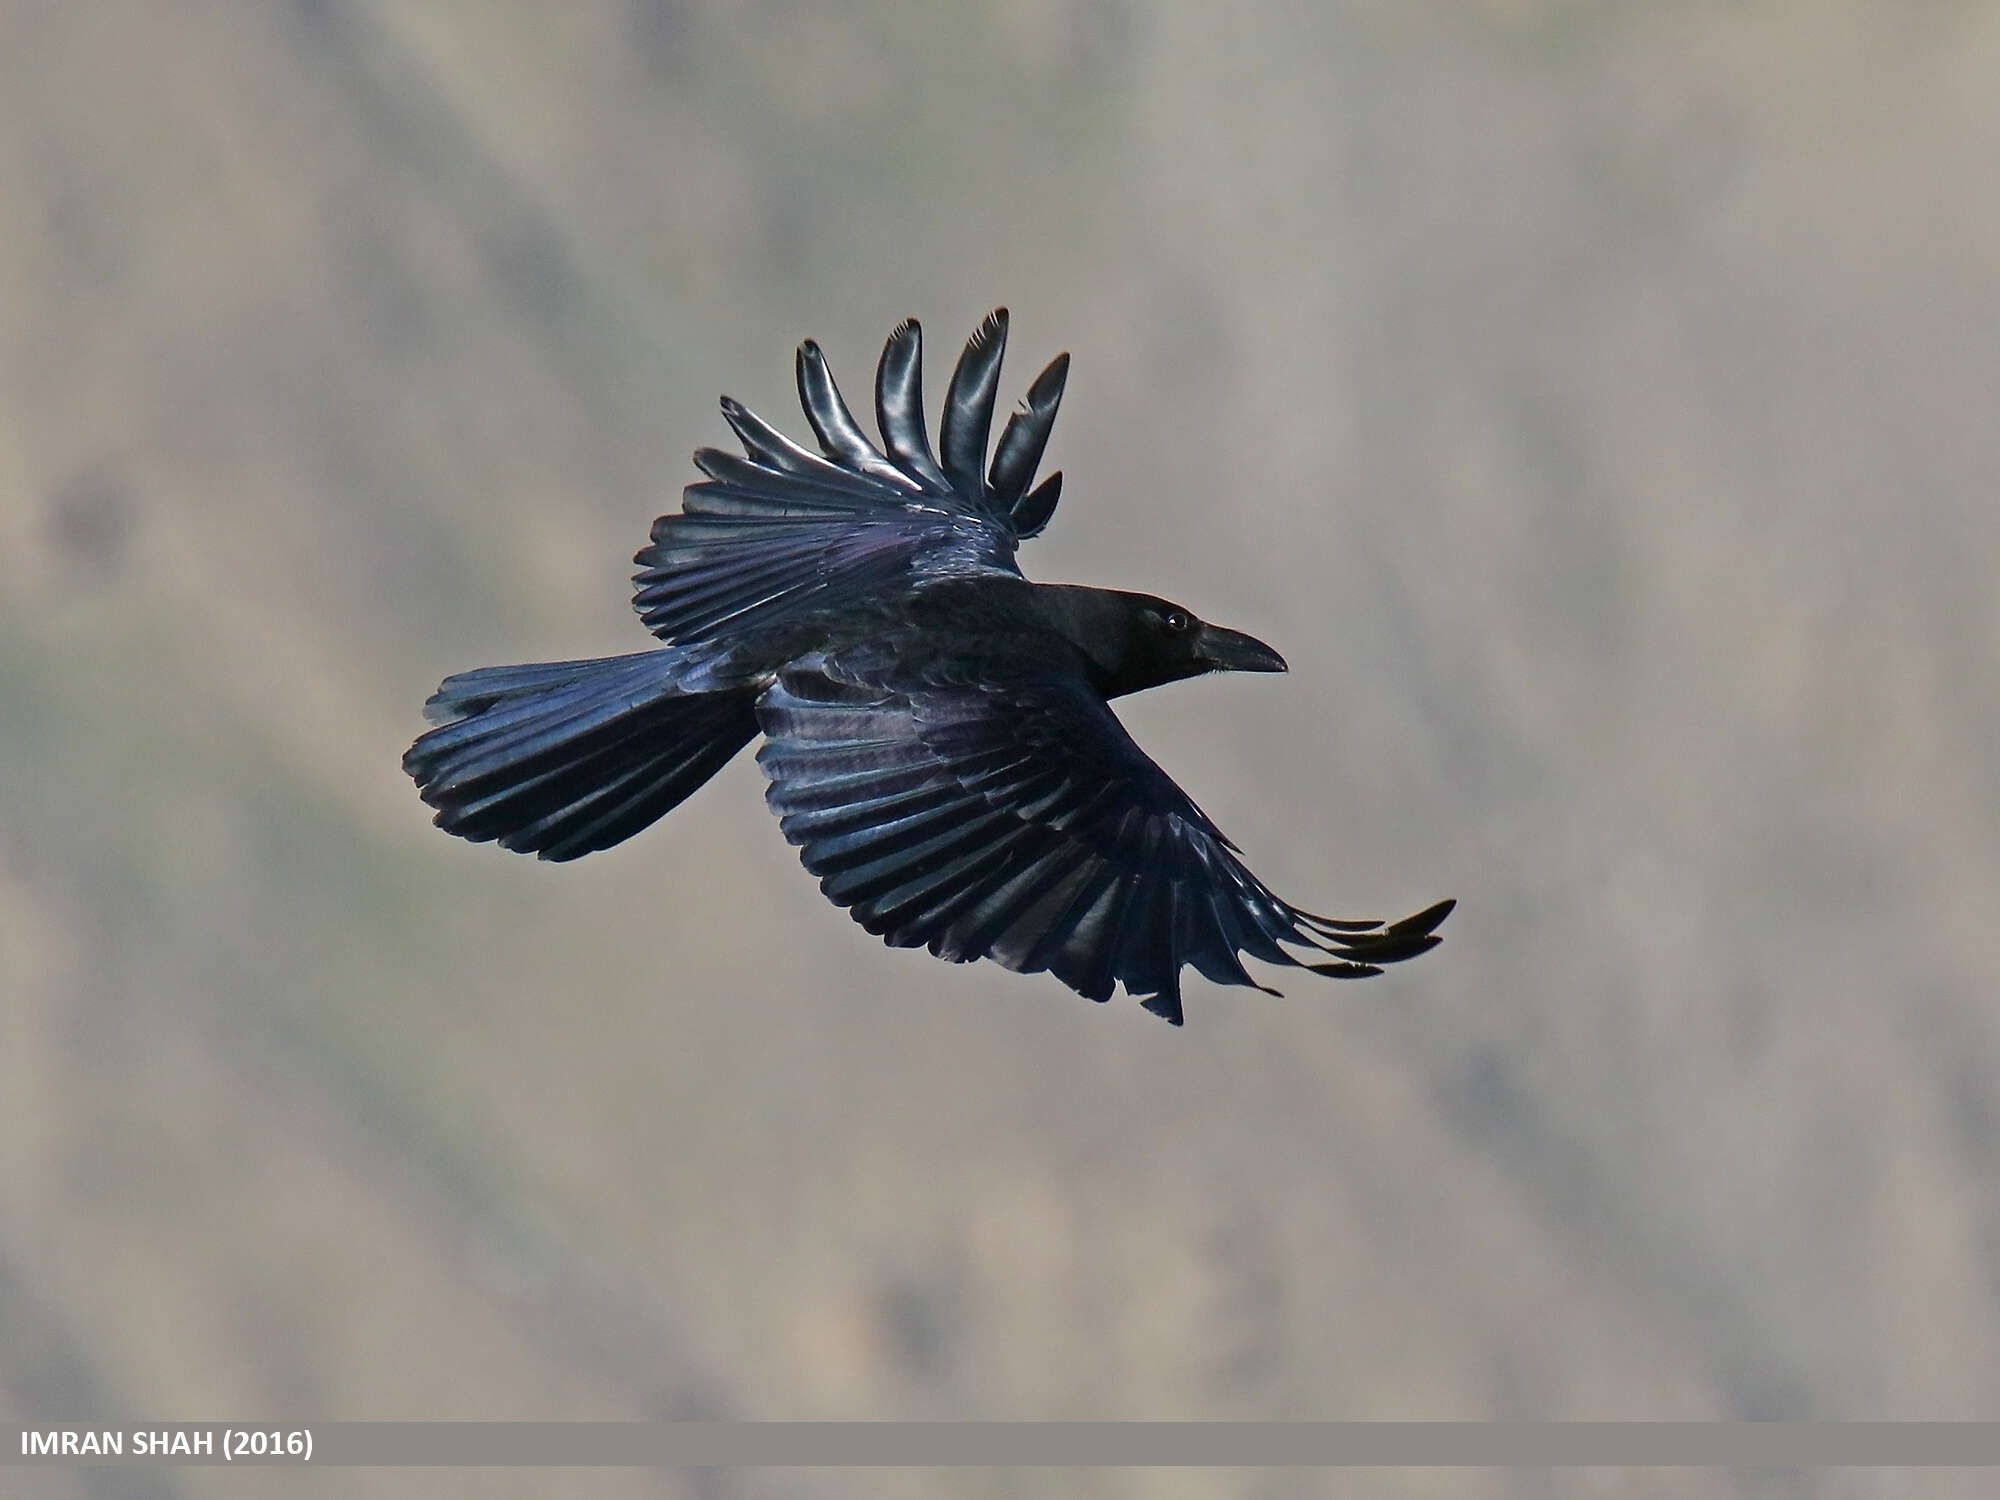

left=42, top=1431, right=124, bottom=1456
left=131, top=1429, right=211, bottom=1456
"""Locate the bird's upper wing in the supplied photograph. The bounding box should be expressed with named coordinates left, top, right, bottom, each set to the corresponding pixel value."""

left=634, top=311, right=1069, bottom=646
left=756, top=648, right=1454, bottom=1024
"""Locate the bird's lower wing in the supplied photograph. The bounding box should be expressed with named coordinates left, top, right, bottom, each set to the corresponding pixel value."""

left=754, top=656, right=1452, bottom=1024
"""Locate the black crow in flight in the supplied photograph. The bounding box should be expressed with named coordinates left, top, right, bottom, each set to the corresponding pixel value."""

left=404, top=312, right=1452, bottom=1024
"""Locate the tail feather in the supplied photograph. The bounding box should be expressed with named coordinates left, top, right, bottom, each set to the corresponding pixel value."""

left=404, top=652, right=759, bottom=861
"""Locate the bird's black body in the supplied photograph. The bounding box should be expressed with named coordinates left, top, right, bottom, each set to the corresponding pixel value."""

left=404, top=312, right=1452, bottom=1023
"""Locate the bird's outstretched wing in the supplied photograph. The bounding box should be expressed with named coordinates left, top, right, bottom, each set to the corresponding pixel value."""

left=634, top=311, right=1069, bottom=647
left=756, top=649, right=1454, bottom=1024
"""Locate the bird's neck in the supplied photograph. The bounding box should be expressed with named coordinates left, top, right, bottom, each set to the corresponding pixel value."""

left=1028, top=584, right=1154, bottom=699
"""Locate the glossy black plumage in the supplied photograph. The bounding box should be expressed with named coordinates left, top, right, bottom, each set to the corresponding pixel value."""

left=404, top=311, right=1452, bottom=1023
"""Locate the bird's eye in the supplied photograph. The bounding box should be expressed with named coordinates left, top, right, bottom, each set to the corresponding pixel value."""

left=1163, top=610, right=1193, bottom=635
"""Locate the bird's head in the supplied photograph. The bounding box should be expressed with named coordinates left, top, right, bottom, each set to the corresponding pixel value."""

left=1038, top=585, right=1288, bottom=699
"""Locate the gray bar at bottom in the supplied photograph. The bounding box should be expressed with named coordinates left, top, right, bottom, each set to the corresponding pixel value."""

left=8, top=1423, right=2000, bottom=1468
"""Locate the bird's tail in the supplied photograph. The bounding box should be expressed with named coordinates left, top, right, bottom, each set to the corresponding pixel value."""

left=403, top=651, right=759, bottom=861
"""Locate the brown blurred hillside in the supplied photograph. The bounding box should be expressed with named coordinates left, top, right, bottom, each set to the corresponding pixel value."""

left=3, top=3, right=1999, bottom=1498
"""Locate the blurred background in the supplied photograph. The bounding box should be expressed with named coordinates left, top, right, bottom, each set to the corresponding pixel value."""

left=3, top=1, right=1998, bottom=1497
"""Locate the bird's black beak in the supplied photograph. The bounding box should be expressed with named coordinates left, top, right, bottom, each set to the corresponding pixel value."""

left=1195, top=623, right=1288, bottom=674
